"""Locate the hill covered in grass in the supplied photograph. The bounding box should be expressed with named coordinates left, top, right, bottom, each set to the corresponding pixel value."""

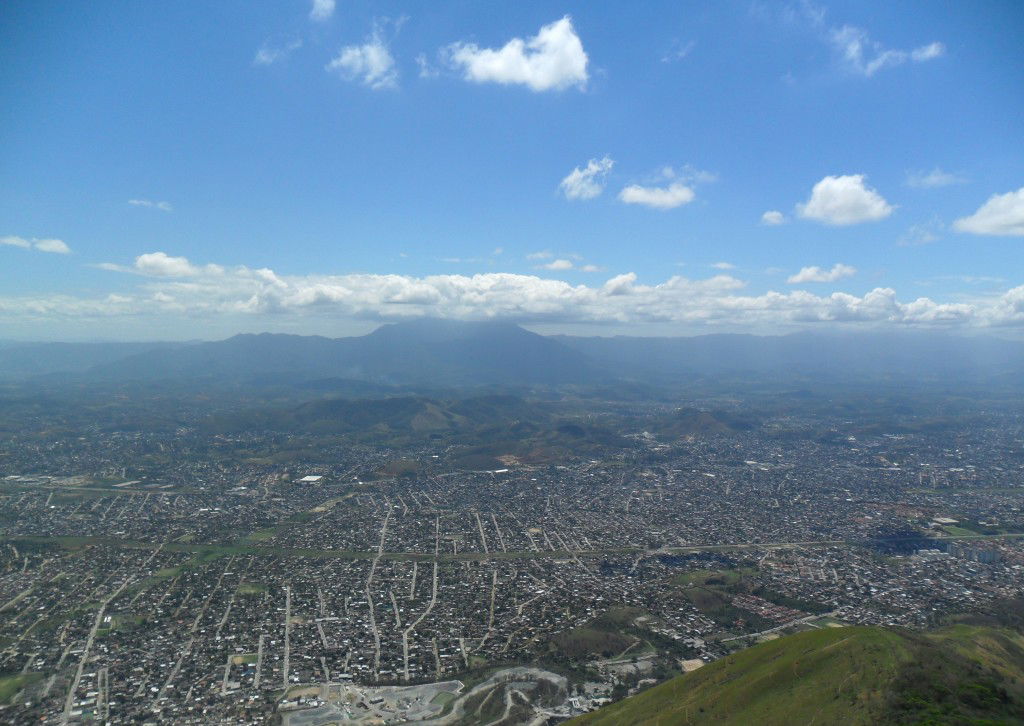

left=569, top=624, right=1024, bottom=726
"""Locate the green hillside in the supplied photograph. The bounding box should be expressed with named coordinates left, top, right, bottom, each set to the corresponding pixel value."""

left=569, top=625, right=1024, bottom=726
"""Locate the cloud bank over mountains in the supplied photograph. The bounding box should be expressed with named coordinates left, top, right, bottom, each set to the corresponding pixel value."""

left=2, top=252, right=1022, bottom=331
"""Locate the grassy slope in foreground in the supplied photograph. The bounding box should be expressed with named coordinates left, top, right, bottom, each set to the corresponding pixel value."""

left=569, top=625, right=1024, bottom=726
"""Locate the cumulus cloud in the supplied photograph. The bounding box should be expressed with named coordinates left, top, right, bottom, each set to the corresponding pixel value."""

left=830, top=25, right=944, bottom=76
left=2, top=235, right=71, bottom=254
left=446, top=16, right=588, bottom=92
left=326, top=29, right=398, bottom=89
left=540, top=259, right=574, bottom=271
left=8, top=250, right=1024, bottom=329
left=787, top=263, right=857, bottom=284
left=309, top=0, right=335, bottom=22
left=559, top=156, right=614, bottom=200
left=797, top=174, right=894, bottom=225
left=99, top=252, right=223, bottom=277
left=128, top=198, right=173, bottom=212
left=253, top=39, right=303, bottom=67
left=761, top=210, right=786, bottom=225
left=711, top=262, right=735, bottom=270
left=618, top=182, right=695, bottom=210
left=953, top=187, right=1024, bottom=237
left=906, top=168, right=965, bottom=188
left=135, top=252, right=202, bottom=277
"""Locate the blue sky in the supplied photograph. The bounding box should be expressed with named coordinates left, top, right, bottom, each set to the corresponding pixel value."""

left=1, top=0, right=1022, bottom=340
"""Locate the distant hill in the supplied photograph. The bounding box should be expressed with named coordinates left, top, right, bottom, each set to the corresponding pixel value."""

left=0, top=341, right=182, bottom=379
left=203, top=392, right=628, bottom=463
left=79, top=319, right=598, bottom=386
left=208, top=393, right=543, bottom=435
left=555, top=330, right=1024, bottom=386
left=648, top=407, right=759, bottom=439
left=569, top=625, right=1024, bottom=726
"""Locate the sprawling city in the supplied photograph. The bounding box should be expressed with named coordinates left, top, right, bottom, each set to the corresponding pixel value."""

left=4, top=0, right=1024, bottom=723
left=0, top=360, right=1021, bottom=723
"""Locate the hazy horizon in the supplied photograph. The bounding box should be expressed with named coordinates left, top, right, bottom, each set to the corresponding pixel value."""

left=4, top=318, right=1024, bottom=345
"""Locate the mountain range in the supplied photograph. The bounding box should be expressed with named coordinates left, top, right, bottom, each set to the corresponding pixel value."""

left=2, top=319, right=1023, bottom=388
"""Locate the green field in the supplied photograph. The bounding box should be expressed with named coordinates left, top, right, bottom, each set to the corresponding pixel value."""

left=569, top=624, right=1024, bottom=726
left=0, top=673, right=42, bottom=705
left=670, top=567, right=755, bottom=588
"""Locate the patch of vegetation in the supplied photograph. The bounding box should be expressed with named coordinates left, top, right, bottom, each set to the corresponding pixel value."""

left=569, top=625, right=1024, bottom=726
left=590, top=606, right=646, bottom=629
left=942, top=525, right=978, bottom=537
left=551, top=627, right=635, bottom=660
left=245, top=528, right=278, bottom=542
left=670, top=568, right=753, bottom=588
left=430, top=690, right=455, bottom=706
left=0, top=672, right=42, bottom=705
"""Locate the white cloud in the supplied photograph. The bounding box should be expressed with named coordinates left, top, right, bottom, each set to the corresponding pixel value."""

left=1, top=235, right=71, bottom=254
left=128, top=198, right=173, bottom=212
left=661, top=165, right=717, bottom=185
left=711, top=262, right=735, bottom=270
left=526, top=251, right=553, bottom=260
left=911, top=42, right=945, bottom=62
left=415, top=53, right=439, bottom=79
left=309, top=0, right=335, bottom=22
left=580, top=264, right=602, bottom=273
left=326, top=30, right=398, bottom=90
left=661, top=39, right=695, bottom=63
left=108, top=252, right=223, bottom=277
left=906, top=168, right=965, bottom=188
left=787, top=263, right=857, bottom=284
left=618, top=182, right=695, bottom=210
left=559, top=156, right=614, bottom=200
left=761, top=210, right=786, bottom=225
left=135, top=252, right=200, bottom=277
left=602, top=272, right=637, bottom=296
left=253, top=39, right=303, bottom=67
left=830, top=25, right=944, bottom=77
left=33, top=239, right=71, bottom=255
left=797, top=174, right=894, bottom=225
left=11, top=249, right=1024, bottom=329
left=953, top=187, right=1024, bottom=237
left=540, top=259, right=574, bottom=271
left=898, top=219, right=942, bottom=247
left=446, top=16, right=588, bottom=92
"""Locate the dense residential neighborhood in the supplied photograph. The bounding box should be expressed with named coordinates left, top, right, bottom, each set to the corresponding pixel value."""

left=1, top=409, right=1021, bottom=723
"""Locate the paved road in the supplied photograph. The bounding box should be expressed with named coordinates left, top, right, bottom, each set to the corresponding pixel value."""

left=62, top=577, right=132, bottom=724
